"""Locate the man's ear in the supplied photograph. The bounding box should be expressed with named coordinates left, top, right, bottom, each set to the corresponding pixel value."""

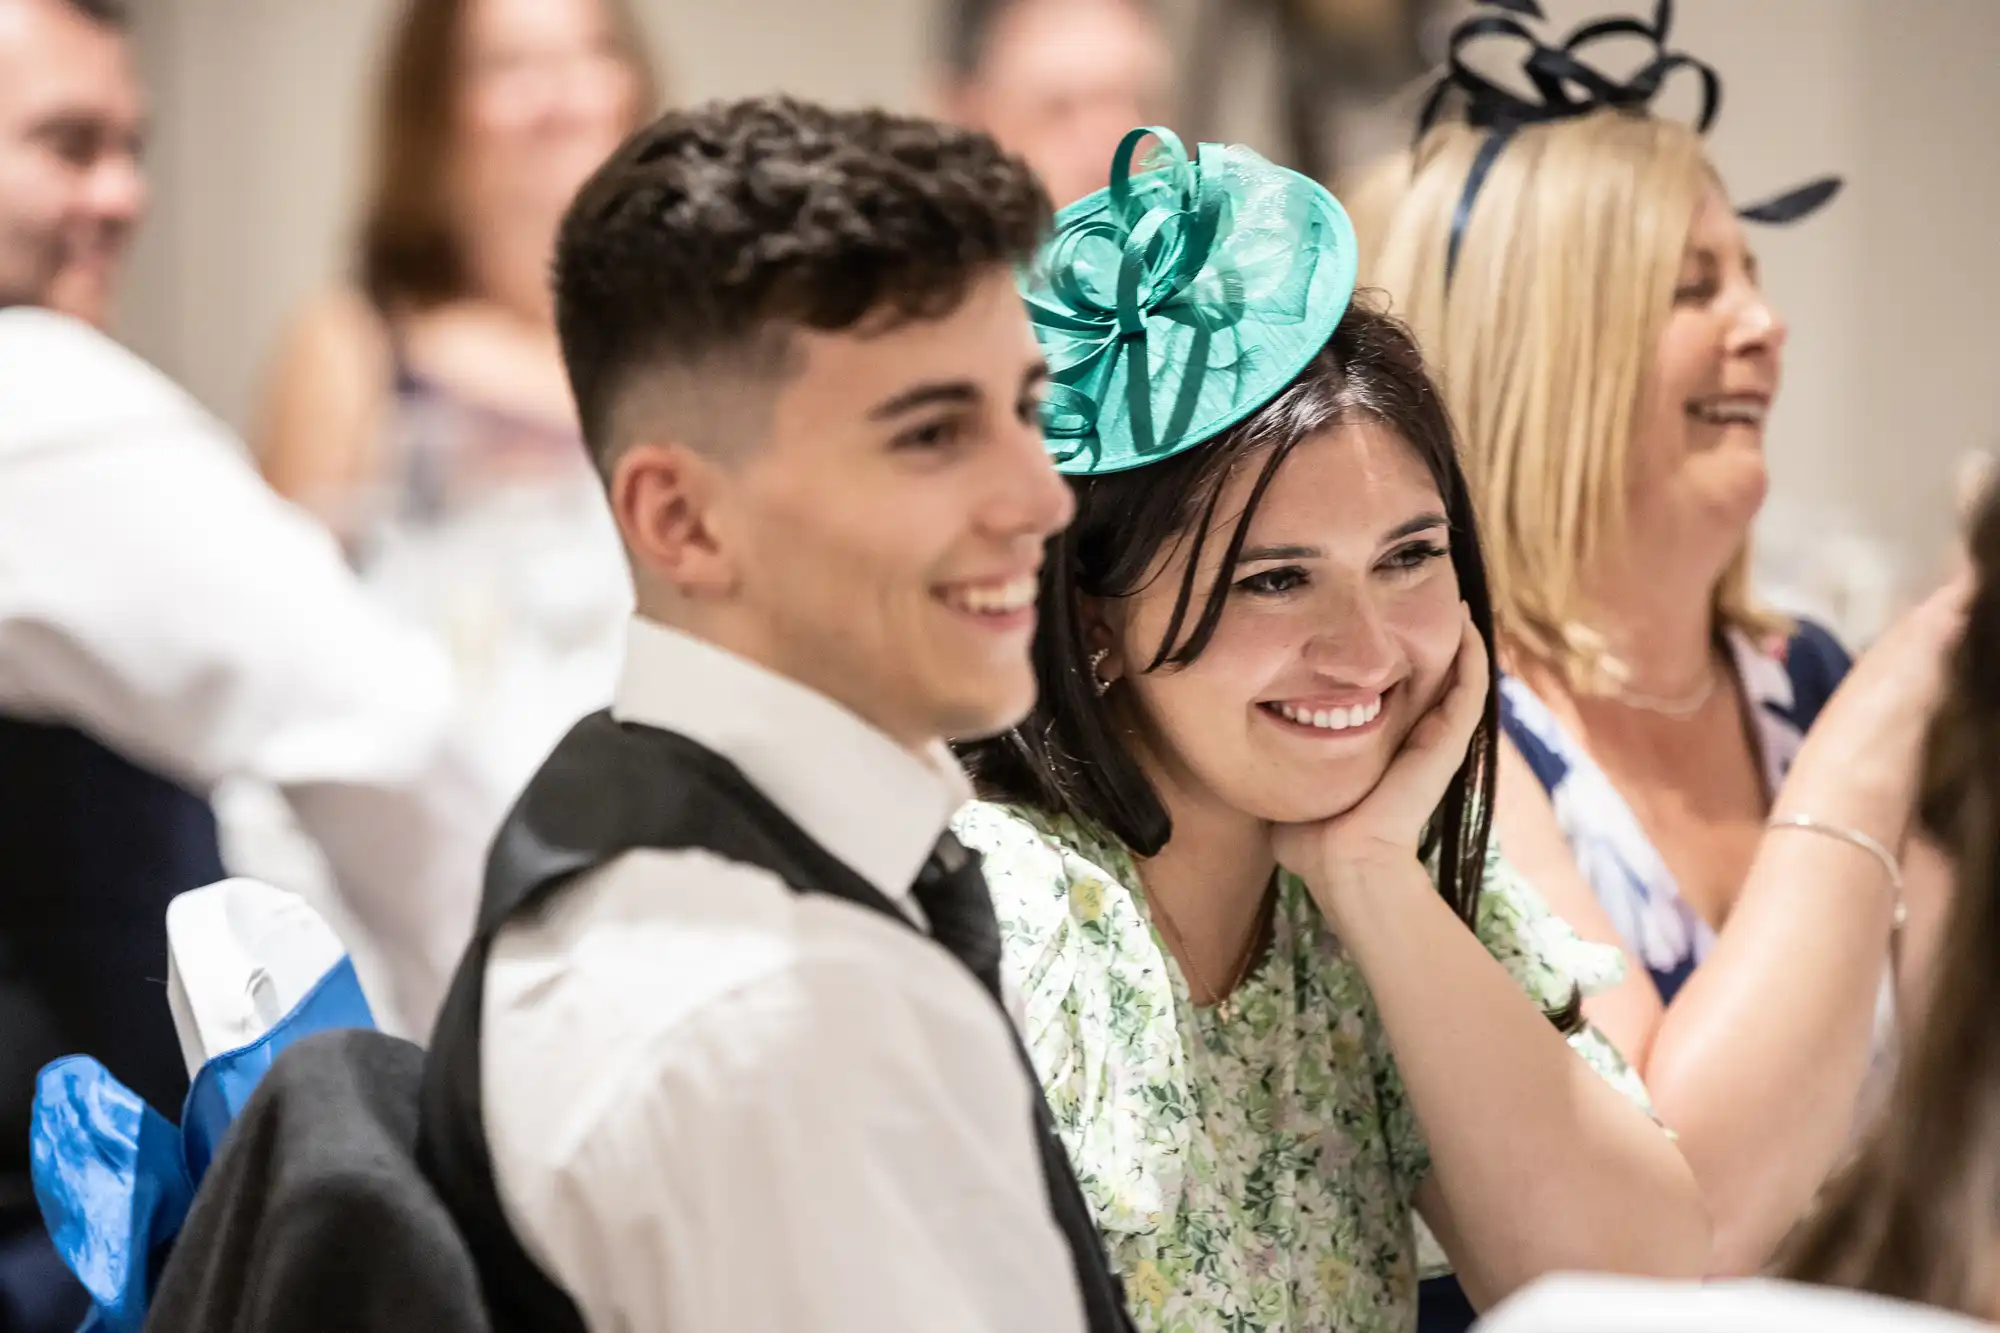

left=609, top=440, right=737, bottom=599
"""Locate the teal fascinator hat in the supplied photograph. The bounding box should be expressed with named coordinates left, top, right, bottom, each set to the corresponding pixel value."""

left=1021, top=126, right=1357, bottom=476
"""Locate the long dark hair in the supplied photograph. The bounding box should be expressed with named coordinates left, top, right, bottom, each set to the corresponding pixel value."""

left=961, top=295, right=1498, bottom=927
left=1778, top=493, right=2000, bottom=1313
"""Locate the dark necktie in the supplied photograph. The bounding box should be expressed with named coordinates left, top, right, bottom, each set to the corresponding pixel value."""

left=908, top=830, right=1137, bottom=1333
left=910, top=832, right=1005, bottom=998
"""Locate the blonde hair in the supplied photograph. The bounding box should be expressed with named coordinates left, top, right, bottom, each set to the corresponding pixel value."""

left=1368, top=109, right=1785, bottom=691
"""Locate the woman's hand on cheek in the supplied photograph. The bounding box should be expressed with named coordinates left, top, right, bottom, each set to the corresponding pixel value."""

left=1272, top=605, right=1489, bottom=910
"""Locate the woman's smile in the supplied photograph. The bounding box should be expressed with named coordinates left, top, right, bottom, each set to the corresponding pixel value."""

left=1259, top=688, right=1391, bottom=738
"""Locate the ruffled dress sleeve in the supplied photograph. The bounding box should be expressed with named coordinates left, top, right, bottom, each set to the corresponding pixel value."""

left=1471, top=843, right=1659, bottom=1119
left=951, top=801, right=1195, bottom=1237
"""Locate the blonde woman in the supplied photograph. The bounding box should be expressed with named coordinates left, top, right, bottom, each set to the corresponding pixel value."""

left=1369, top=2, right=1962, bottom=1280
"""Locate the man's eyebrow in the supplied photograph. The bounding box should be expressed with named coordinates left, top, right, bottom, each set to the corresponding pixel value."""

left=868, top=380, right=980, bottom=420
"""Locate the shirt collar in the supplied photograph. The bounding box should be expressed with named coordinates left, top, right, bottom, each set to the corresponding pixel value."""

left=612, top=617, right=970, bottom=904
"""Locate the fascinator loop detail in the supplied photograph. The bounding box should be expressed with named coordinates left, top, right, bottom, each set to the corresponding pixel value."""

left=1419, top=0, right=1842, bottom=282
left=1022, top=126, right=1357, bottom=475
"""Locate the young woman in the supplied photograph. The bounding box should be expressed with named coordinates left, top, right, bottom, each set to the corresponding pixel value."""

left=954, top=129, right=1706, bottom=1333
left=1366, top=7, right=1961, bottom=1277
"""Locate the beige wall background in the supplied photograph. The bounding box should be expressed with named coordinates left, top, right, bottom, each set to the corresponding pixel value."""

left=118, top=0, right=2000, bottom=628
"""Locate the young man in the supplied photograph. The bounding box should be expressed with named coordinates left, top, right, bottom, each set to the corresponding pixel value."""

left=935, top=0, right=1174, bottom=207
left=416, top=98, right=1132, bottom=1332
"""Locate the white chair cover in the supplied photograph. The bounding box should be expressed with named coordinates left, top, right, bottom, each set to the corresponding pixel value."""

left=164, top=878, right=350, bottom=1076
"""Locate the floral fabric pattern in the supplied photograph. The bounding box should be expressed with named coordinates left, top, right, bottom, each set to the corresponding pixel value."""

left=953, top=801, right=1646, bottom=1333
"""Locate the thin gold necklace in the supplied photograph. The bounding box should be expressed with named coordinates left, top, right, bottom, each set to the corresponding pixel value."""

left=1604, top=644, right=1725, bottom=720
left=1147, top=877, right=1277, bottom=1023
left=1605, top=668, right=1718, bottom=719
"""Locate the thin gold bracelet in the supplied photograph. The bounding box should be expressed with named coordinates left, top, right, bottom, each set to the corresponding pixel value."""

left=1766, top=815, right=1908, bottom=930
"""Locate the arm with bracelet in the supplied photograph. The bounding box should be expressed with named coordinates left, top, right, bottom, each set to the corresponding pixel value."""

left=1763, top=817, right=1906, bottom=929
left=1500, top=580, right=1966, bottom=1275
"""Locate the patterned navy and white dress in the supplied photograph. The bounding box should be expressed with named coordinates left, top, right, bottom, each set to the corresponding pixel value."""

left=1496, top=620, right=1852, bottom=1003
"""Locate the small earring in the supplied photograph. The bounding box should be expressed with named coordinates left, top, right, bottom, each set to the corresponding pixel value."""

left=1088, top=648, right=1113, bottom=697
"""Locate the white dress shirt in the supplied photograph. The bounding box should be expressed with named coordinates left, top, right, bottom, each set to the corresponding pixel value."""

left=0, top=308, right=492, bottom=1031
left=483, top=618, right=1088, bottom=1333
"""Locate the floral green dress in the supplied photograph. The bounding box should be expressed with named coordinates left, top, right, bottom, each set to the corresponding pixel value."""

left=952, top=801, right=1651, bottom=1333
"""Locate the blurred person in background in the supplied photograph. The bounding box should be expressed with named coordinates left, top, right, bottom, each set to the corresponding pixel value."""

left=936, top=0, right=1174, bottom=209
left=1367, top=0, right=1958, bottom=1305
left=0, top=3, right=498, bottom=1328
left=256, top=0, right=658, bottom=790
left=1779, top=484, right=2000, bottom=1322
left=0, top=0, right=142, bottom=324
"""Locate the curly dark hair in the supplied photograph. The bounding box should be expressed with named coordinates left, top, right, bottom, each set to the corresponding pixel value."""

left=553, top=95, right=1052, bottom=466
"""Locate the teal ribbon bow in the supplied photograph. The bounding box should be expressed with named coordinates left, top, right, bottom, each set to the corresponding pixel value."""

left=1019, top=126, right=1357, bottom=476
left=1025, top=127, right=1241, bottom=468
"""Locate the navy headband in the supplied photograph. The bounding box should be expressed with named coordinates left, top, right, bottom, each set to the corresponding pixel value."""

left=1416, top=0, right=1842, bottom=284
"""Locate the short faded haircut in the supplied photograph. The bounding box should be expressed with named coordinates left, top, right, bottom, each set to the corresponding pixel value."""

left=552, top=95, right=1052, bottom=471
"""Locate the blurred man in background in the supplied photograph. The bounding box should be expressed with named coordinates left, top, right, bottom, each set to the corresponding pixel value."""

left=0, top=0, right=144, bottom=325
left=936, top=0, right=1174, bottom=208
left=0, top=3, right=493, bottom=1328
